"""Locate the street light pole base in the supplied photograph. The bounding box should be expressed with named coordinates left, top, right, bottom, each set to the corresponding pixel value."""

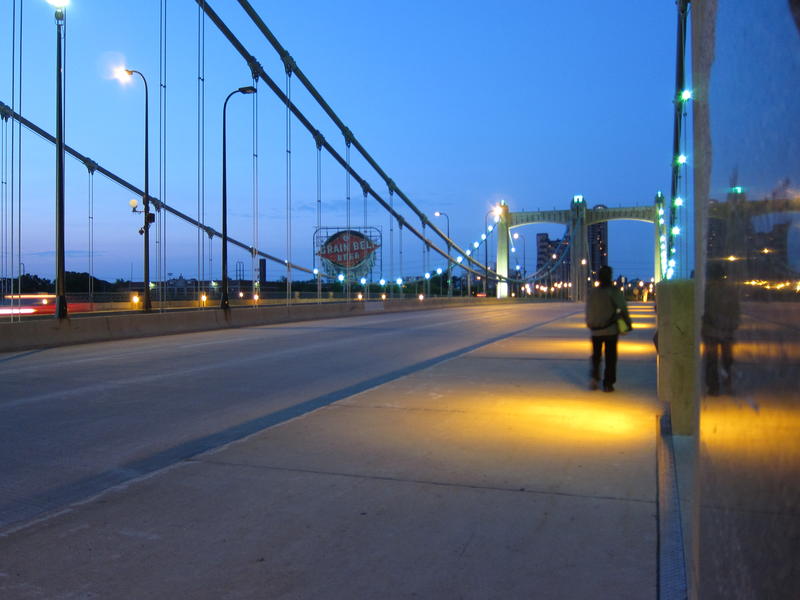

left=55, top=296, right=68, bottom=319
left=220, top=296, right=230, bottom=310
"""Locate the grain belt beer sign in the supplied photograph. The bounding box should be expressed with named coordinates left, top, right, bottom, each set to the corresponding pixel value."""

left=317, top=229, right=381, bottom=279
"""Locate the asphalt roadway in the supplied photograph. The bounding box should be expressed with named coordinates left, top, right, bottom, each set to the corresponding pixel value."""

left=0, top=303, right=575, bottom=532
left=0, top=301, right=661, bottom=598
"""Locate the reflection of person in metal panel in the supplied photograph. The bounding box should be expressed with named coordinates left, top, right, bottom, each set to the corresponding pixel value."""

left=702, top=262, right=740, bottom=396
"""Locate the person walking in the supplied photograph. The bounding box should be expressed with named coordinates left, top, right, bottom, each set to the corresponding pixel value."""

left=585, top=266, right=632, bottom=392
left=701, top=262, right=740, bottom=395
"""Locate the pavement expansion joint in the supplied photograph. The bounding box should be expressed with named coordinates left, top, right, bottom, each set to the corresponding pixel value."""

left=190, top=457, right=657, bottom=506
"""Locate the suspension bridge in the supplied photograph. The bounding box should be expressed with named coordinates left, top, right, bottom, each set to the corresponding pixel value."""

left=0, top=0, right=691, bottom=323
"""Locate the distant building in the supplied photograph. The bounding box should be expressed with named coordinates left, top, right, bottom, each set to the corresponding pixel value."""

left=536, top=232, right=570, bottom=282
left=588, top=205, right=608, bottom=278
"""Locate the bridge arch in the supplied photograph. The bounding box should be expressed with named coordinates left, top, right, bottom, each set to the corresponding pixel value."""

left=495, top=194, right=666, bottom=300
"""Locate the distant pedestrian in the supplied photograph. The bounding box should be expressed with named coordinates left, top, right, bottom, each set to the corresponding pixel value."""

left=585, top=266, right=632, bottom=392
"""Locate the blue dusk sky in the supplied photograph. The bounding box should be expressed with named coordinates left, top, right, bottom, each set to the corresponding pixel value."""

left=0, top=0, right=682, bottom=283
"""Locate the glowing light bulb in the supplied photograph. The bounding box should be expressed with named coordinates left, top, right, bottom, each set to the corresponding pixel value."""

left=674, top=197, right=684, bottom=207
left=680, top=89, right=692, bottom=101
left=379, top=278, right=386, bottom=286
left=671, top=226, right=681, bottom=235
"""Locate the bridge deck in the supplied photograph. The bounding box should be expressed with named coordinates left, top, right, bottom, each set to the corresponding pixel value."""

left=0, top=303, right=661, bottom=598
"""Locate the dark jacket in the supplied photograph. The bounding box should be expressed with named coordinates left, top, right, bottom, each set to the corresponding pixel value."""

left=585, top=285, right=632, bottom=337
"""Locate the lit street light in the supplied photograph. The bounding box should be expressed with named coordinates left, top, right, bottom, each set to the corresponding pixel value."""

left=513, top=232, right=526, bottom=294
left=484, top=205, right=502, bottom=296
left=48, top=0, right=69, bottom=318
left=114, top=66, right=154, bottom=312
left=434, top=211, right=452, bottom=296
left=220, top=86, right=257, bottom=310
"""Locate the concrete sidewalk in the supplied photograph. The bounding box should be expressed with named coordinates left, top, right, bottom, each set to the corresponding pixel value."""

left=0, top=304, right=661, bottom=599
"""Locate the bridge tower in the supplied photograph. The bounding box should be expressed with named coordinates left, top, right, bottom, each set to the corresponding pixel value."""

left=495, top=201, right=510, bottom=298
left=569, top=196, right=589, bottom=302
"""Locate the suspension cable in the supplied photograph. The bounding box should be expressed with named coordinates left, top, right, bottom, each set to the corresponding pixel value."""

left=87, top=167, right=94, bottom=300
left=1, top=108, right=8, bottom=302
left=158, top=0, right=168, bottom=309
left=388, top=188, right=394, bottom=295
left=196, top=0, right=206, bottom=298
left=1, top=106, right=6, bottom=302
left=398, top=223, right=403, bottom=298
left=285, top=68, right=292, bottom=305
left=10, top=0, right=22, bottom=320
left=1, top=103, right=306, bottom=279
left=345, top=138, right=351, bottom=301
left=195, top=0, right=498, bottom=280
left=315, top=135, right=322, bottom=301
left=422, top=222, right=428, bottom=296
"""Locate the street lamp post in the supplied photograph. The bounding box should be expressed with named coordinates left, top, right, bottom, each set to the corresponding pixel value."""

left=120, top=68, right=154, bottom=312
left=513, top=232, right=526, bottom=295
left=220, top=86, right=257, bottom=310
left=49, top=0, right=69, bottom=318
left=484, top=212, right=489, bottom=296
left=484, top=207, right=501, bottom=296
left=434, top=211, right=451, bottom=297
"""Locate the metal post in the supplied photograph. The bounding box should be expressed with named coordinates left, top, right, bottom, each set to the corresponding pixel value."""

left=434, top=211, right=451, bottom=297
left=54, top=8, right=68, bottom=318
left=667, top=0, right=689, bottom=276
left=221, top=91, right=234, bottom=310
left=221, top=86, right=257, bottom=310
left=126, top=70, right=153, bottom=311
left=484, top=212, right=489, bottom=297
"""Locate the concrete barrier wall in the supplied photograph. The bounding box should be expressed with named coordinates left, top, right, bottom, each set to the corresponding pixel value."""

left=656, top=279, right=697, bottom=435
left=0, top=297, right=506, bottom=353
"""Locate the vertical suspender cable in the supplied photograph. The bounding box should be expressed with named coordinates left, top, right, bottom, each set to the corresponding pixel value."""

left=388, top=188, right=394, bottom=298
left=285, top=70, right=292, bottom=305
left=10, top=0, right=22, bottom=320
left=88, top=168, right=94, bottom=301
left=1, top=113, right=6, bottom=302
left=315, top=138, right=322, bottom=301
left=1, top=107, right=6, bottom=302
left=398, top=223, right=403, bottom=298
left=196, top=1, right=206, bottom=298
left=158, top=0, right=167, bottom=308
left=1, top=111, right=8, bottom=304
left=9, top=0, right=16, bottom=319
left=345, top=140, right=351, bottom=301
left=422, top=223, right=427, bottom=296
left=251, top=75, right=258, bottom=303
left=363, top=187, right=369, bottom=286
